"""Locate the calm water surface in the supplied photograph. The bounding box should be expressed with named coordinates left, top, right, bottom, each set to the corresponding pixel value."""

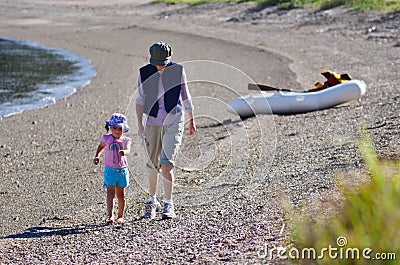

left=0, top=38, right=96, bottom=117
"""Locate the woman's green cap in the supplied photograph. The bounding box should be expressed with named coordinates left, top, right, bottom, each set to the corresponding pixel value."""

left=149, top=41, right=172, bottom=66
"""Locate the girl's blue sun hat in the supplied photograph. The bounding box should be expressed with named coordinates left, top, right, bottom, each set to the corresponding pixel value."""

left=106, top=113, right=129, bottom=132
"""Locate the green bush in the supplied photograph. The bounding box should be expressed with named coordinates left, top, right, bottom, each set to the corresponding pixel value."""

left=157, top=0, right=400, bottom=12
left=319, top=0, right=347, bottom=10
left=292, top=130, right=400, bottom=264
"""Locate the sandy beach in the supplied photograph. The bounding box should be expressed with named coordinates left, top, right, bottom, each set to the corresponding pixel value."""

left=0, top=0, right=399, bottom=263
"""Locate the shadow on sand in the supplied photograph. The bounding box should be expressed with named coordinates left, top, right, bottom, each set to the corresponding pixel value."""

left=2, top=224, right=104, bottom=239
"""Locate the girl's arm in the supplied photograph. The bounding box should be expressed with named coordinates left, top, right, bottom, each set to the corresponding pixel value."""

left=119, top=140, right=131, bottom=156
left=93, top=142, right=106, bottom=165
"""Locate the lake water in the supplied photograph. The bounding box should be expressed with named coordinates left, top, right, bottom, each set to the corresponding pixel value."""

left=0, top=38, right=96, bottom=117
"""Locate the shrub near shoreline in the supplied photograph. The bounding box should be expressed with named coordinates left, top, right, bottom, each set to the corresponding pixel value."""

left=157, top=0, right=400, bottom=12
left=291, top=130, right=400, bottom=264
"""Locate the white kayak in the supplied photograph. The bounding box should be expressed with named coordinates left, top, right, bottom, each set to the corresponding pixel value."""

left=226, top=80, right=367, bottom=116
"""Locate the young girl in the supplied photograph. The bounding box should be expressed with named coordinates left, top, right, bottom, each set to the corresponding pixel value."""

left=93, top=113, right=131, bottom=224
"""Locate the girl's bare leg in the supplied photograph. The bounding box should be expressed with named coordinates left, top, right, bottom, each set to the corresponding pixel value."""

left=116, top=186, right=125, bottom=222
left=106, top=185, right=116, bottom=223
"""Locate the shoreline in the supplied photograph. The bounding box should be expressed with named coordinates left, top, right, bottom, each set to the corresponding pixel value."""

left=0, top=1, right=399, bottom=263
left=0, top=37, right=96, bottom=118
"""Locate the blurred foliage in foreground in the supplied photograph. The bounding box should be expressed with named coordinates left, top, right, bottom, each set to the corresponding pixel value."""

left=156, top=0, right=400, bottom=12
left=292, top=129, right=400, bottom=264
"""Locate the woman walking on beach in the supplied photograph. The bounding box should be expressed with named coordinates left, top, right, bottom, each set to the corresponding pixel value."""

left=136, top=41, right=196, bottom=219
left=93, top=113, right=131, bottom=224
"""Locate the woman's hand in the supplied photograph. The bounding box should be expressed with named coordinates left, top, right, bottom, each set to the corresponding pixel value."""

left=189, top=118, right=196, bottom=136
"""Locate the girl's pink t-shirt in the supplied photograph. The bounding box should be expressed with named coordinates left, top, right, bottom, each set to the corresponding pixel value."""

left=101, top=134, right=131, bottom=168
